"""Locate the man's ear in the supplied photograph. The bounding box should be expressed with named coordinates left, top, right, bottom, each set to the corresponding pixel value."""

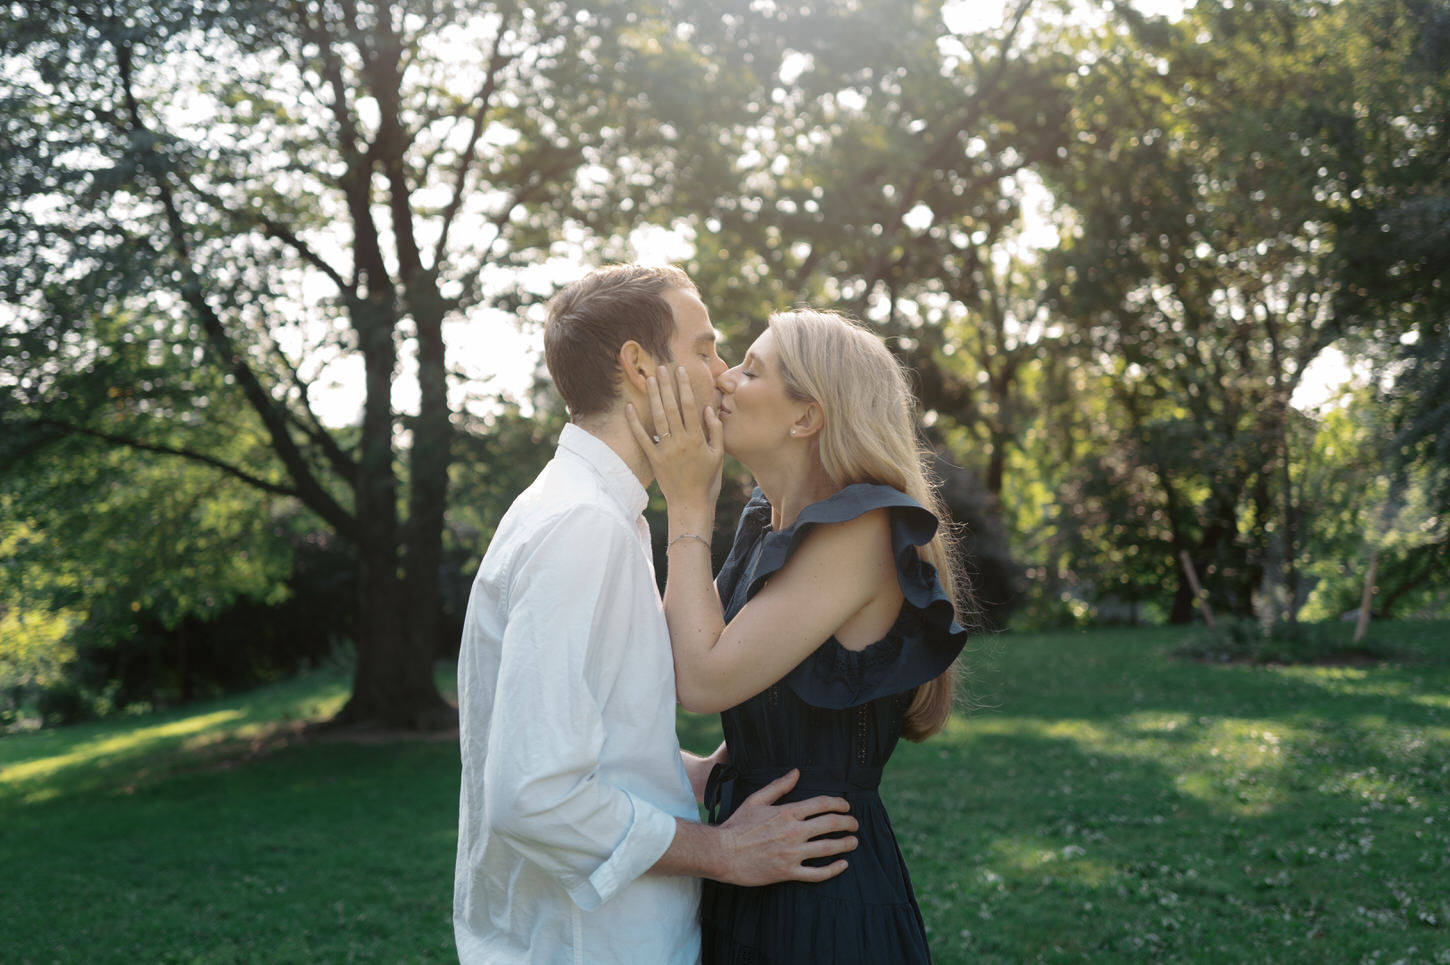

left=792, top=401, right=824, bottom=440
left=618, top=340, right=658, bottom=395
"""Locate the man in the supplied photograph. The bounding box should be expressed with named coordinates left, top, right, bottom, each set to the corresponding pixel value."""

left=454, top=264, right=858, bottom=963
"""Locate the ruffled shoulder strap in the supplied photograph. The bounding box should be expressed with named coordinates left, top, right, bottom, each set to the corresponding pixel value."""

left=781, top=611, right=962, bottom=709
left=713, top=488, right=773, bottom=605
left=750, top=484, right=967, bottom=709
left=743, top=483, right=937, bottom=599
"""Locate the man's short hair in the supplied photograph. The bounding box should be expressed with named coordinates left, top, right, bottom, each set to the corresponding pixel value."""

left=543, top=264, right=697, bottom=418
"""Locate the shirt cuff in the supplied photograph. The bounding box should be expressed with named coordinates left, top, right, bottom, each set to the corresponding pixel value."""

left=566, top=792, right=680, bottom=911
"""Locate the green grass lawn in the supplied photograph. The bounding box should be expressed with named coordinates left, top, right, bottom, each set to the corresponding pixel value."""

left=3, top=621, right=1447, bottom=964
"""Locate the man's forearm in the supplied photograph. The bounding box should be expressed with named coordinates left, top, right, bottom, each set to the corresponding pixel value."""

left=647, top=771, right=859, bottom=887
left=651, top=818, right=726, bottom=880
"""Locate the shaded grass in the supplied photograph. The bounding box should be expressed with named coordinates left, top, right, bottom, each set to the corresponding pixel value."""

left=4, top=740, right=459, bottom=964
left=1, top=667, right=458, bottom=964
left=0, top=670, right=353, bottom=810
left=889, top=621, right=1450, bottom=964
left=2, top=622, right=1447, bottom=963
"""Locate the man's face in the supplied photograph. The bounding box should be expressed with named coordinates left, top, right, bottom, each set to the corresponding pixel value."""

left=660, top=287, right=727, bottom=424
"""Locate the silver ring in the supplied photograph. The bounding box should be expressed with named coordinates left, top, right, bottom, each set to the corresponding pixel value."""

left=655, top=432, right=671, bottom=442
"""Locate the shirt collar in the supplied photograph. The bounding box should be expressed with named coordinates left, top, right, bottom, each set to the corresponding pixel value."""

left=557, top=423, right=649, bottom=519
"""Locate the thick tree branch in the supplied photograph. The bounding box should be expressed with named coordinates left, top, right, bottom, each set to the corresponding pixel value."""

left=365, top=10, right=427, bottom=294
left=260, top=328, right=362, bottom=479
left=451, top=148, right=585, bottom=310
left=183, top=175, right=355, bottom=300
left=112, top=37, right=357, bottom=540
left=434, top=29, right=513, bottom=265
left=172, top=182, right=360, bottom=481
left=301, top=2, right=393, bottom=299
left=24, top=417, right=301, bottom=498
left=251, top=207, right=354, bottom=296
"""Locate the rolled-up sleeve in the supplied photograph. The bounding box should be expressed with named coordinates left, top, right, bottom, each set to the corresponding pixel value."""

left=478, top=505, right=678, bottom=911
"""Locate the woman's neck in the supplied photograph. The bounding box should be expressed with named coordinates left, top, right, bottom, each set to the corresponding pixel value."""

left=754, top=457, right=838, bottom=531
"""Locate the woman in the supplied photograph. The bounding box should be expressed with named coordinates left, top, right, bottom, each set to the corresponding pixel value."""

left=627, top=308, right=970, bottom=964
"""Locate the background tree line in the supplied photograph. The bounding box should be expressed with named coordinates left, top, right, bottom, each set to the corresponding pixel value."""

left=2, top=0, right=1446, bottom=728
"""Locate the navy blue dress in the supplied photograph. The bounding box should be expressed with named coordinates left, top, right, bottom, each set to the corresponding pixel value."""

left=700, top=484, right=967, bottom=965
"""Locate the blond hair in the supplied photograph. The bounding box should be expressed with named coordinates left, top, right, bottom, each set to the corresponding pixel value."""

left=768, top=309, right=969, bottom=741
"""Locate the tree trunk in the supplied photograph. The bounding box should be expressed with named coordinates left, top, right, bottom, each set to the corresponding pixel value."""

left=930, top=453, right=1016, bottom=628
left=1155, top=463, right=1195, bottom=623
left=402, top=288, right=456, bottom=729
left=984, top=351, right=1018, bottom=498
left=1354, top=548, right=1379, bottom=644
left=985, top=425, right=1007, bottom=497
left=334, top=296, right=450, bottom=730
left=1178, top=549, right=1216, bottom=629
left=1198, top=489, right=1250, bottom=616
left=1275, top=396, right=1300, bottom=629
left=1248, top=464, right=1273, bottom=617
left=1168, top=573, right=1195, bottom=624
left=178, top=618, right=193, bottom=703
left=1264, top=307, right=1300, bottom=629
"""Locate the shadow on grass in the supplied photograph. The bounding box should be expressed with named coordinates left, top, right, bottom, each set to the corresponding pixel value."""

left=981, top=621, right=1449, bottom=732
left=0, top=739, right=464, bottom=964
left=2, top=623, right=1445, bottom=964
left=1, top=680, right=333, bottom=810
left=0, top=662, right=460, bottom=812
left=885, top=621, right=1450, bottom=964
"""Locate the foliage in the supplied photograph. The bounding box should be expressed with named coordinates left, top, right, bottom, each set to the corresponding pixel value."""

left=0, top=438, right=298, bottom=724
left=1040, top=0, right=1359, bottom=624
left=0, top=0, right=859, bottom=726
left=5, top=529, right=357, bottom=730
left=4, top=0, right=1448, bottom=704
left=670, top=0, right=1080, bottom=625
left=0, top=576, right=76, bottom=728
left=1295, top=390, right=1450, bottom=622
left=4, top=625, right=1449, bottom=962
left=1323, top=0, right=1450, bottom=511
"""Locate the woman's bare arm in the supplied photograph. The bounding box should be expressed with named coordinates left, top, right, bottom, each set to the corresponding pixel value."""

left=628, top=366, right=900, bottom=713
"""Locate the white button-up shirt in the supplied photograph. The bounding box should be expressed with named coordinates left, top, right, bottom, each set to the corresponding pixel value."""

left=454, top=423, right=701, bottom=965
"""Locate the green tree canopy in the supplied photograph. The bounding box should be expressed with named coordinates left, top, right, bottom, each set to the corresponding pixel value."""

left=0, top=0, right=831, bottom=726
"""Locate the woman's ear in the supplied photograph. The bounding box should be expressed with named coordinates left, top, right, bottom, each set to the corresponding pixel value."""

left=791, top=401, right=824, bottom=440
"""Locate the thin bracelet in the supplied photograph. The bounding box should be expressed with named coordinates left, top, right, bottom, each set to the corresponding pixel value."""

left=667, top=532, right=711, bottom=551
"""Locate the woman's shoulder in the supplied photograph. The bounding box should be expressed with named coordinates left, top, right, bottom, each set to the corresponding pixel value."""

left=738, top=484, right=938, bottom=597
left=742, top=484, right=967, bottom=710
left=794, top=483, right=934, bottom=533
left=777, top=483, right=941, bottom=564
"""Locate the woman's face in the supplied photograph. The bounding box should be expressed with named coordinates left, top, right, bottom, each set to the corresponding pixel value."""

left=716, top=329, right=807, bottom=461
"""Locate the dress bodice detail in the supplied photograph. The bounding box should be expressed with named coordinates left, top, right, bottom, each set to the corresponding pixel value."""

left=716, top=483, right=966, bottom=712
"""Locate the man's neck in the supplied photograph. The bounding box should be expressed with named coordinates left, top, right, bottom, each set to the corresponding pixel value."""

left=572, top=413, right=654, bottom=491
